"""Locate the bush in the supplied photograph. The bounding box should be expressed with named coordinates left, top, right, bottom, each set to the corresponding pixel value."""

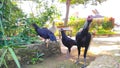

left=68, top=16, right=85, bottom=36
left=67, top=16, right=115, bottom=36
left=90, top=17, right=115, bottom=35
left=54, top=16, right=115, bottom=36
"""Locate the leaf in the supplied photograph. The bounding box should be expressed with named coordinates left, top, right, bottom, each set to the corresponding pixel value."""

left=11, top=45, right=26, bottom=48
left=8, top=47, right=21, bottom=68
left=38, top=58, right=44, bottom=61
left=3, top=59, right=8, bottom=68
left=37, top=53, right=44, bottom=58
left=0, top=49, right=7, bottom=67
left=0, top=46, right=4, bottom=49
left=0, top=11, right=3, bottom=15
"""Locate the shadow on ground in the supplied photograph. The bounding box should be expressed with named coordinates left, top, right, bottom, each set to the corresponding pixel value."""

left=23, top=36, right=120, bottom=68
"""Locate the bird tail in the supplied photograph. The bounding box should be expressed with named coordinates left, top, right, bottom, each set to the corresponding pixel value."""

left=48, top=33, right=57, bottom=41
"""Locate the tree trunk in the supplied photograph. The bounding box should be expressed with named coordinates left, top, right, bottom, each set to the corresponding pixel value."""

left=64, top=0, right=70, bottom=26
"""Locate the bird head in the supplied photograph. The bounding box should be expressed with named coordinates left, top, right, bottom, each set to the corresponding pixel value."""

left=32, top=23, right=39, bottom=29
left=87, top=15, right=93, bottom=23
left=60, top=28, right=66, bottom=33
left=60, top=28, right=64, bottom=32
left=32, top=23, right=35, bottom=26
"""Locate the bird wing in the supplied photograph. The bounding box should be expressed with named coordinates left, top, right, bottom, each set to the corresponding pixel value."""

left=67, top=37, right=77, bottom=45
left=36, top=28, right=49, bottom=39
left=48, top=32, right=57, bottom=41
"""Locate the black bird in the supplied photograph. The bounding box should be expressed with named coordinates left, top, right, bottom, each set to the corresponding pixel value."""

left=75, top=15, right=93, bottom=67
left=60, top=28, right=77, bottom=58
left=32, top=23, right=57, bottom=42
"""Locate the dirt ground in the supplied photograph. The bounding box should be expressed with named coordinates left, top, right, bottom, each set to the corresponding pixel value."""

left=23, top=36, right=120, bottom=68
left=23, top=48, right=96, bottom=68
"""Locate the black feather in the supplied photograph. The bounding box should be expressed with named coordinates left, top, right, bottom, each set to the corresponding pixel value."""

left=60, top=28, right=77, bottom=53
left=75, top=15, right=93, bottom=65
left=32, top=23, right=57, bottom=41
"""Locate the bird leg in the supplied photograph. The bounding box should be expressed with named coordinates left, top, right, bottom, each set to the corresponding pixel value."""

left=81, top=57, right=86, bottom=68
left=66, top=49, right=70, bottom=59
left=44, top=39, right=48, bottom=47
left=84, top=57, right=86, bottom=67
left=82, top=46, right=89, bottom=68
left=46, top=43, right=48, bottom=48
left=75, top=46, right=81, bottom=64
left=75, top=57, right=80, bottom=64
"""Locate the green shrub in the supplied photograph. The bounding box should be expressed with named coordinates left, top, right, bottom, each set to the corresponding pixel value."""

left=102, top=17, right=114, bottom=30
left=68, top=16, right=85, bottom=36
left=96, top=25, right=115, bottom=35
left=67, top=16, right=115, bottom=36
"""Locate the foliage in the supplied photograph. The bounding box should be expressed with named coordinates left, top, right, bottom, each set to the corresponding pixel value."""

left=0, top=0, right=59, bottom=67
left=38, top=5, right=60, bottom=26
left=59, top=0, right=89, bottom=4
left=0, top=18, right=21, bottom=68
left=59, top=0, right=107, bottom=26
left=0, top=0, right=25, bottom=37
left=0, top=0, right=25, bottom=68
left=92, top=18, right=114, bottom=35
left=29, top=0, right=61, bottom=27
left=30, top=53, right=44, bottom=64
left=59, top=0, right=106, bottom=5
left=0, top=45, right=26, bottom=68
left=68, top=16, right=115, bottom=36
left=102, top=17, right=114, bottom=30
left=94, top=25, right=115, bottom=35
left=0, top=0, right=60, bottom=45
left=26, top=2, right=61, bottom=40
left=95, top=0, right=107, bottom=4
left=55, top=21, right=64, bottom=27
left=68, top=16, right=85, bottom=36
left=90, top=17, right=114, bottom=35
left=0, top=17, right=41, bottom=46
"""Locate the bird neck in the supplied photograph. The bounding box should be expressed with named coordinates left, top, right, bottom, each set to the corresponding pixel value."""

left=83, top=21, right=91, bottom=30
left=33, top=24, right=40, bottom=29
left=61, top=31, right=67, bottom=38
left=80, top=21, right=91, bottom=35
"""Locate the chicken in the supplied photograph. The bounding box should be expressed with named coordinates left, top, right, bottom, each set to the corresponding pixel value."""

left=60, top=28, right=77, bottom=58
left=75, top=15, right=93, bottom=67
left=32, top=23, right=57, bottom=42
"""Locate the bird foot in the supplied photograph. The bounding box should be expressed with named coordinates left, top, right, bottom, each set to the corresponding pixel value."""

left=45, top=43, right=48, bottom=48
left=75, top=60, right=80, bottom=64
left=66, top=55, right=71, bottom=59
left=66, top=56, right=70, bottom=59
left=81, top=65, right=86, bottom=68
